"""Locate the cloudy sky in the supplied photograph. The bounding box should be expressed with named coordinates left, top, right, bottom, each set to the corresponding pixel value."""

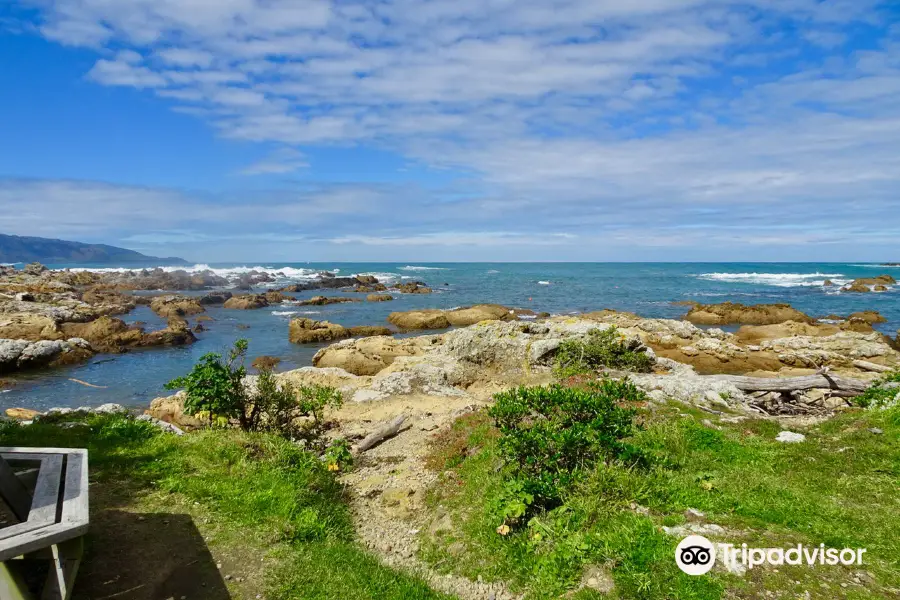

left=1, top=0, right=898, bottom=262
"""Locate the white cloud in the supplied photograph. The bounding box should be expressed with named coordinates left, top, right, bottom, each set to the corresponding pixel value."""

left=8, top=0, right=900, bottom=259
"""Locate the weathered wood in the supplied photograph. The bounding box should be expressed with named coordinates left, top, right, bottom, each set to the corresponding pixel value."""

left=708, top=374, right=870, bottom=395
left=41, top=537, right=83, bottom=600
left=0, top=457, right=32, bottom=523
left=853, top=360, right=895, bottom=373
left=357, top=415, right=407, bottom=452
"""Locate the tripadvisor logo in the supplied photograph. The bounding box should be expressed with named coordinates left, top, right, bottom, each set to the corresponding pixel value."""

left=675, top=535, right=716, bottom=575
left=676, top=535, right=867, bottom=576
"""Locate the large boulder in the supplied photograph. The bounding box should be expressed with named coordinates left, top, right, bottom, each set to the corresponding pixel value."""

left=312, top=336, right=429, bottom=376
left=223, top=294, right=269, bottom=310
left=0, top=338, right=93, bottom=373
left=146, top=391, right=207, bottom=429
left=847, top=311, right=887, bottom=324
left=388, top=310, right=451, bottom=330
left=394, top=282, right=432, bottom=294
left=22, top=262, right=48, bottom=276
left=445, top=304, right=517, bottom=326
left=199, top=291, right=233, bottom=305
left=367, top=294, right=394, bottom=302
left=843, top=281, right=872, bottom=293
left=684, top=302, right=814, bottom=325
left=289, top=318, right=349, bottom=343
left=150, top=295, right=205, bottom=318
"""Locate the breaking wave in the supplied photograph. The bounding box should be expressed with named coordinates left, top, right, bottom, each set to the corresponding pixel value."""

left=695, top=272, right=849, bottom=287
left=399, top=266, right=448, bottom=271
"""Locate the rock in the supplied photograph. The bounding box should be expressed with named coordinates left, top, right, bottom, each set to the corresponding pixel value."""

left=288, top=318, right=349, bottom=343
left=199, top=291, right=233, bottom=305
left=394, top=282, right=432, bottom=294
left=356, top=275, right=379, bottom=285
left=684, top=302, right=814, bottom=325
left=14, top=292, right=35, bottom=302
left=312, top=336, right=425, bottom=376
left=348, top=326, right=394, bottom=337
left=146, top=391, right=207, bottom=429
left=776, top=431, right=806, bottom=443
left=445, top=304, right=517, bottom=326
left=264, top=291, right=286, bottom=304
left=223, top=294, right=269, bottom=310
left=868, top=427, right=884, bottom=435
left=150, top=295, right=205, bottom=318
left=843, top=281, right=871, bottom=293
left=367, top=294, right=394, bottom=302
left=823, top=279, right=834, bottom=286
left=94, top=403, right=127, bottom=414
left=580, top=565, right=615, bottom=594
left=847, top=311, right=887, bottom=324
left=852, top=274, right=896, bottom=285
left=874, top=285, right=888, bottom=292
left=388, top=310, right=451, bottom=330
left=252, top=355, right=281, bottom=370
left=684, top=508, right=706, bottom=521
left=195, top=315, right=214, bottom=322
left=6, top=407, right=40, bottom=420
left=0, top=338, right=92, bottom=373
left=298, top=296, right=359, bottom=306
left=192, top=323, right=205, bottom=333
left=23, top=262, right=48, bottom=276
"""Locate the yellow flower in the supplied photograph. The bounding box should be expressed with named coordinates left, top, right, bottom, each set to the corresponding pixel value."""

left=327, top=463, right=340, bottom=472
left=496, top=524, right=511, bottom=536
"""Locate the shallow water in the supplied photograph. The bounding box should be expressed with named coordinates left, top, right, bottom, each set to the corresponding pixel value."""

left=2, top=262, right=898, bottom=412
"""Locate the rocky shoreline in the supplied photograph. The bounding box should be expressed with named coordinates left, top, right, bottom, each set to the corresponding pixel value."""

left=2, top=263, right=899, bottom=420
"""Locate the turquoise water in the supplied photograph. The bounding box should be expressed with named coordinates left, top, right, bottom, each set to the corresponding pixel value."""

left=2, top=262, right=898, bottom=411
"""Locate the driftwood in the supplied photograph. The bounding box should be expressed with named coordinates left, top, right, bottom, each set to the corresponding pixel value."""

left=356, top=415, right=407, bottom=453
left=852, top=360, right=895, bottom=374
left=68, top=378, right=108, bottom=389
left=708, top=374, right=870, bottom=395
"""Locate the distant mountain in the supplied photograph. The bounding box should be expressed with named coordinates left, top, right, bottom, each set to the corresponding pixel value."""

left=0, top=233, right=189, bottom=266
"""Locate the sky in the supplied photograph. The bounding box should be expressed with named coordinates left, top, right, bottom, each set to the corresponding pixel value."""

left=0, top=0, right=899, bottom=263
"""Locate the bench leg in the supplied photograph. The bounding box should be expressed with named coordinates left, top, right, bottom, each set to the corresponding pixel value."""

left=40, top=538, right=83, bottom=600
left=0, top=561, right=34, bottom=600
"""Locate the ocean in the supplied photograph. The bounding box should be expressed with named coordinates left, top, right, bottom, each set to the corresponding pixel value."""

left=2, top=262, right=898, bottom=412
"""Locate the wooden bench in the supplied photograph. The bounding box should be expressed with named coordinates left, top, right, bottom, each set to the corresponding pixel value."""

left=0, top=447, right=89, bottom=600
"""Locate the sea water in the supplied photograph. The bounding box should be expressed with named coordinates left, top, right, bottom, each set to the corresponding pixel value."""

left=2, top=262, right=897, bottom=411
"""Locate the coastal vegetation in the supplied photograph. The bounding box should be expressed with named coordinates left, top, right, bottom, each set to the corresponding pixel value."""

left=553, top=326, right=654, bottom=377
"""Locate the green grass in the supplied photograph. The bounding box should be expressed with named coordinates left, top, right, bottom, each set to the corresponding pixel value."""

left=0, top=414, right=449, bottom=600
left=420, top=403, right=900, bottom=599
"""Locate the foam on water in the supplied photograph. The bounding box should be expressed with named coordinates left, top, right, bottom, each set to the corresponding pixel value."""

left=399, top=266, right=449, bottom=271
left=68, top=263, right=322, bottom=281
left=271, top=310, right=299, bottom=316
left=696, top=272, right=849, bottom=287
left=538, top=280, right=551, bottom=285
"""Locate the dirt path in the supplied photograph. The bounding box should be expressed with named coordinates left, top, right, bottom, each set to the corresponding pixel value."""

left=333, top=394, right=520, bottom=600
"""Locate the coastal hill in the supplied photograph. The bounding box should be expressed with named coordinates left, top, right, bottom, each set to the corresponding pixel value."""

left=0, top=233, right=188, bottom=265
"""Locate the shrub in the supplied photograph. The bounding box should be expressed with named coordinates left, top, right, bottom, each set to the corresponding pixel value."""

left=167, top=339, right=343, bottom=448
left=166, top=338, right=249, bottom=427
left=554, top=327, right=653, bottom=378
left=854, top=369, right=900, bottom=409
left=488, top=379, right=646, bottom=523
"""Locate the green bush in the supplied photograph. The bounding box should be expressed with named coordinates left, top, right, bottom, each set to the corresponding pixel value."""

left=488, top=379, right=646, bottom=523
left=855, top=369, right=900, bottom=408
left=167, top=339, right=343, bottom=448
left=166, top=338, right=249, bottom=427
left=554, top=327, right=653, bottom=378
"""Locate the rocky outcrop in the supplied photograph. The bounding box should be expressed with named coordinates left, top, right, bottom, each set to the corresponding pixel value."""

left=288, top=318, right=393, bottom=344
left=146, top=391, right=208, bottom=429
left=60, top=315, right=196, bottom=352
left=199, top=291, right=232, bottom=305
left=386, top=305, right=520, bottom=331
left=313, top=336, right=427, bottom=376
left=848, top=311, right=887, bottom=324
left=842, top=275, right=895, bottom=293
left=223, top=294, right=269, bottom=310
left=264, top=291, right=287, bottom=304
left=683, top=302, right=814, bottom=325
left=394, top=282, right=432, bottom=294
left=367, top=294, right=394, bottom=302
left=388, top=310, right=451, bottom=330
left=298, top=296, right=360, bottom=306
left=23, top=262, right=48, bottom=276
left=0, top=338, right=92, bottom=373
left=150, top=295, right=205, bottom=318
left=278, top=275, right=389, bottom=293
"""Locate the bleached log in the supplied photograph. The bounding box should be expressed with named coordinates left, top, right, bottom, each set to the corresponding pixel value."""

left=852, top=360, right=895, bottom=374
left=356, top=415, right=407, bottom=453
left=707, top=374, right=870, bottom=395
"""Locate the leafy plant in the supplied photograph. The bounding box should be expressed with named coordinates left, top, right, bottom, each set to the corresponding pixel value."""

left=488, top=379, right=646, bottom=522
left=554, top=327, right=653, bottom=378
left=167, top=339, right=343, bottom=447
left=325, top=438, right=354, bottom=472
left=854, top=369, right=900, bottom=408
left=166, top=338, right=249, bottom=427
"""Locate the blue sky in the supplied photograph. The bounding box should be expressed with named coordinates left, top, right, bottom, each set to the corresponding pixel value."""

left=0, top=0, right=899, bottom=262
